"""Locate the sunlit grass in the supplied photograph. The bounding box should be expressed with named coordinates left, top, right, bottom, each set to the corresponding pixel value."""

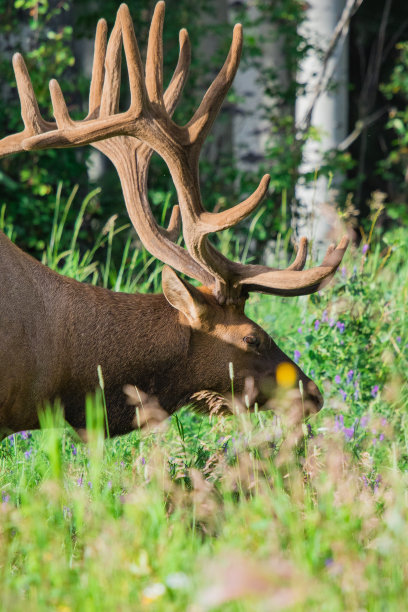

left=1, top=188, right=408, bottom=610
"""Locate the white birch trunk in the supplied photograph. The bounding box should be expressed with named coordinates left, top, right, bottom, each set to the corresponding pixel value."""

left=295, top=0, right=348, bottom=249
left=231, top=2, right=287, bottom=173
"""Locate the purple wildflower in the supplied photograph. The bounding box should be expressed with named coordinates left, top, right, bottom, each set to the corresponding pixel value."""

left=77, top=476, right=83, bottom=487
left=294, top=350, right=301, bottom=364
left=88, top=481, right=92, bottom=489
left=343, top=427, right=354, bottom=441
left=314, top=320, right=320, bottom=332
left=297, top=327, right=302, bottom=333
left=372, top=438, right=377, bottom=445
left=346, top=370, right=354, bottom=383
left=336, top=321, right=345, bottom=334
left=329, top=318, right=335, bottom=328
left=340, top=389, right=347, bottom=401
left=71, top=444, right=77, bottom=456
left=141, top=457, right=146, bottom=465
left=396, top=336, right=401, bottom=343
left=360, top=415, right=369, bottom=428
left=381, top=417, right=387, bottom=426
left=20, top=431, right=30, bottom=440
left=322, top=310, right=328, bottom=322
left=24, top=449, right=32, bottom=460
left=362, top=243, right=369, bottom=255
left=379, top=433, right=385, bottom=442
left=341, top=266, right=347, bottom=279
left=354, top=379, right=360, bottom=400
left=371, top=385, right=379, bottom=398
left=1, top=491, right=10, bottom=504
left=334, top=375, right=341, bottom=384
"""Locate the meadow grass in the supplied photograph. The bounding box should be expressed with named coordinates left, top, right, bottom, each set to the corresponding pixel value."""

left=1, top=189, right=408, bottom=611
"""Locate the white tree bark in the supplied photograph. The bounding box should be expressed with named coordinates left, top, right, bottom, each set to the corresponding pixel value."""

left=295, top=0, right=348, bottom=248
left=231, top=1, right=287, bottom=173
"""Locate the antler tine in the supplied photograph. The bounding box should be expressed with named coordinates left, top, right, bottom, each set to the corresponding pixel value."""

left=165, top=205, right=181, bottom=242
left=163, top=28, right=191, bottom=114
left=49, top=79, right=74, bottom=128
left=0, top=53, right=55, bottom=158
left=200, top=174, right=270, bottom=233
left=236, top=236, right=350, bottom=297
left=100, top=16, right=123, bottom=117
left=187, top=23, right=243, bottom=147
left=13, top=54, right=49, bottom=134
left=288, top=237, right=308, bottom=271
left=118, top=3, right=147, bottom=116
left=146, top=1, right=165, bottom=107
left=88, top=19, right=108, bottom=119
left=320, top=242, right=337, bottom=264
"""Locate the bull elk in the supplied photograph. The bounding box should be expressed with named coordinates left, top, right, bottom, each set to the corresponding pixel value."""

left=0, top=3, right=348, bottom=438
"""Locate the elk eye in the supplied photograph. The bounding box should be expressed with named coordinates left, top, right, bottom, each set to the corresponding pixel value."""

left=243, top=335, right=260, bottom=348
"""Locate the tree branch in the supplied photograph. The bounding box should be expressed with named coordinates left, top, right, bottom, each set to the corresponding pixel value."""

left=337, top=106, right=389, bottom=152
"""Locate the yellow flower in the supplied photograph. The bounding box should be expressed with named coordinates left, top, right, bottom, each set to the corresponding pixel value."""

left=276, top=362, right=297, bottom=388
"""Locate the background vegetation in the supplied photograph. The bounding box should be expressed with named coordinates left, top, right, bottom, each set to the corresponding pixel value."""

left=1, top=0, right=408, bottom=609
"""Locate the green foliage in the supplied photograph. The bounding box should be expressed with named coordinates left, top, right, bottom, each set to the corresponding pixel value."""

left=379, top=41, right=408, bottom=222
left=0, top=0, right=91, bottom=253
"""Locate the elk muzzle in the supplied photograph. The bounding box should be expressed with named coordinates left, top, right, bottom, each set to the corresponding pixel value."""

left=251, top=361, right=323, bottom=417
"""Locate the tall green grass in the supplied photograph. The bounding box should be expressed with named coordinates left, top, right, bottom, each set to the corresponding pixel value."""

left=1, top=187, right=408, bottom=610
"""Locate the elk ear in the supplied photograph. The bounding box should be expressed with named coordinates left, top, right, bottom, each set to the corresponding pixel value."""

left=162, top=265, right=208, bottom=323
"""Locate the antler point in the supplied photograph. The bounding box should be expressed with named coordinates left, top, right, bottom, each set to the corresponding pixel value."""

left=118, top=3, right=130, bottom=17
left=97, top=18, right=108, bottom=30
left=153, top=1, right=165, bottom=20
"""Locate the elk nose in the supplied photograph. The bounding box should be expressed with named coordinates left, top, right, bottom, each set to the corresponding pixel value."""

left=304, top=380, right=324, bottom=412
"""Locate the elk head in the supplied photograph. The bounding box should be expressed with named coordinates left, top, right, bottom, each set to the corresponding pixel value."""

left=0, top=2, right=348, bottom=420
